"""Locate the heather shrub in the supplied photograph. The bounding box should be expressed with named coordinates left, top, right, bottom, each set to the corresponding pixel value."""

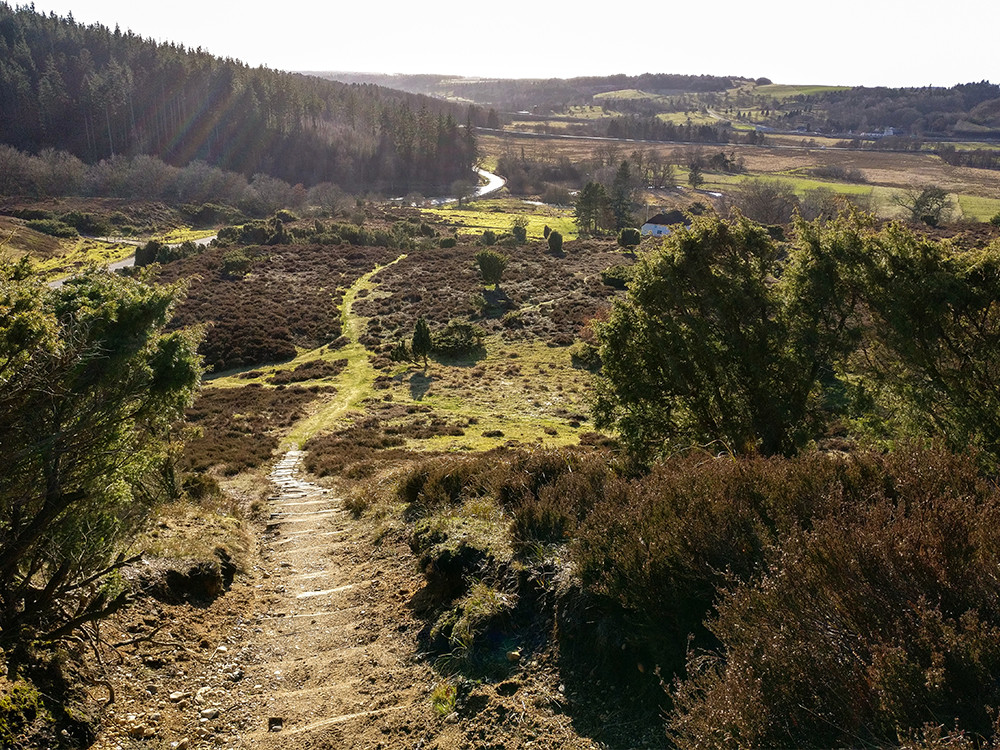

left=397, top=454, right=492, bottom=513
left=303, top=422, right=407, bottom=478
left=668, top=447, right=1000, bottom=749
left=573, top=451, right=895, bottom=678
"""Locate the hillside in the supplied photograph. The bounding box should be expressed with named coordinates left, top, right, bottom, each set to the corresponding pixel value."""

left=6, top=13, right=1000, bottom=748
left=320, top=71, right=1000, bottom=145
left=0, top=4, right=478, bottom=193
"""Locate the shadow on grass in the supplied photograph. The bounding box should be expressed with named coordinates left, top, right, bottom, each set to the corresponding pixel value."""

left=409, top=372, right=433, bottom=400
left=429, top=346, right=487, bottom=367
left=478, top=287, right=517, bottom=320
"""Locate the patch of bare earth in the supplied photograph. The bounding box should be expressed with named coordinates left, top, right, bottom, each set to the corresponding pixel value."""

left=89, top=453, right=602, bottom=750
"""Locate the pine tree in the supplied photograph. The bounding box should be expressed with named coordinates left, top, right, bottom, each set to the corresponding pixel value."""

left=412, top=316, right=432, bottom=367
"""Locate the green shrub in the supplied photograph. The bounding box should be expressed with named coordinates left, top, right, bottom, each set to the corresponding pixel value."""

left=600, top=264, right=632, bottom=289
left=990, top=212, right=1000, bottom=227
left=481, top=229, right=498, bottom=246
left=474, top=249, right=508, bottom=286
left=60, top=210, right=110, bottom=236
left=547, top=229, right=563, bottom=253
left=439, top=236, right=457, bottom=248
left=432, top=319, right=485, bottom=357
left=617, top=227, right=641, bottom=250
left=511, top=217, right=528, bottom=243
left=221, top=248, right=254, bottom=278
left=25, top=219, right=77, bottom=238
left=10, top=208, right=54, bottom=221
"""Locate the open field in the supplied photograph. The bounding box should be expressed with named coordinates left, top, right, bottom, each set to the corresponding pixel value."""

left=656, top=111, right=720, bottom=127
left=420, top=198, right=578, bottom=240
left=164, top=218, right=620, bottom=466
left=478, top=133, right=1000, bottom=219
left=566, top=104, right=613, bottom=119
left=594, top=88, right=672, bottom=103
left=754, top=83, right=852, bottom=99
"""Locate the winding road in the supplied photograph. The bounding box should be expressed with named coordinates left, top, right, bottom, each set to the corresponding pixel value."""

left=47, top=234, right=217, bottom=289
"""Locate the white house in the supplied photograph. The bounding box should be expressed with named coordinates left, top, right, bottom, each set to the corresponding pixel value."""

left=640, top=210, right=686, bottom=236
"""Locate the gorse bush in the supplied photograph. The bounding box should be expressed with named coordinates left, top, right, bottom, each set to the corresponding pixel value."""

left=0, top=263, right=201, bottom=647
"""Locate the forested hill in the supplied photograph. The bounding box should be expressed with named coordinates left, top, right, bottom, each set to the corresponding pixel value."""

left=314, top=72, right=743, bottom=111
left=0, top=4, right=479, bottom=193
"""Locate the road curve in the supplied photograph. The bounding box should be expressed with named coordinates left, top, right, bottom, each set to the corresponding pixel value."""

left=47, top=234, right=216, bottom=289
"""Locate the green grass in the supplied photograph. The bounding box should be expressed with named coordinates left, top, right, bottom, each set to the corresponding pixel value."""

left=384, top=336, right=593, bottom=452
left=683, top=166, right=1000, bottom=223
left=754, top=84, right=851, bottom=99
left=956, top=194, right=1000, bottom=221
left=936, top=141, right=1000, bottom=151
left=33, top=237, right=137, bottom=280
left=657, top=111, right=719, bottom=127
left=422, top=199, right=578, bottom=241
left=594, top=89, right=671, bottom=104
left=152, top=227, right=218, bottom=243
left=565, top=105, right=611, bottom=120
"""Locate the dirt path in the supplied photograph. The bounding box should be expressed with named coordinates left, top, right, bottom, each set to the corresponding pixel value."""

left=217, top=451, right=437, bottom=748
left=87, top=252, right=610, bottom=749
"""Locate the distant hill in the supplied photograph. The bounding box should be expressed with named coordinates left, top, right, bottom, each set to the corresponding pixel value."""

left=0, top=4, right=479, bottom=193
left=307, top=72, right=744, bottom=111
left=314, top=71, right=1000, bottom=142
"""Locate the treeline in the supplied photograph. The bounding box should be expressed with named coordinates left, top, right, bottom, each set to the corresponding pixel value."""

left=0, top=145, right=352, bottom=216
left=606, top=115, right=765, bottom=144
left=324, top=72, right=740, bottom=111
left=780, top=81, right=1000, bottom=137
left=0, top=4, right=477, bottom=193
left=937, top=144, right=1000, bottom=170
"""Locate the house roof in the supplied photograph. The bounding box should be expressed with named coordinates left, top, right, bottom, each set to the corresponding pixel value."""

left=643, top=210, right=686, bottom=226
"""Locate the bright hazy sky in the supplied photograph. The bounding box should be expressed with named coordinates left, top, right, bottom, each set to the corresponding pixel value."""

left=29, top=0, right=999, bottom=88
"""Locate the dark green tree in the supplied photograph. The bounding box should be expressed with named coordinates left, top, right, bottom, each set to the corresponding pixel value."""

left=688, top=164, right=704, bottom=191
left=475, top=249, right=508, bottom=287
left=617, top=227, right=642, bottom=252
left=844, top=221, right=1000, bottom=464
left=412, top=316, right=432, bottom=367
left=593, top=213, right=858, bottom=460
left=0, top=262, right=202, bottom=647
left=547, top=230, right=564, bottom=254
left=610, top=160, right=637, bottom=230
left=574, top=182, right=611, bottom=236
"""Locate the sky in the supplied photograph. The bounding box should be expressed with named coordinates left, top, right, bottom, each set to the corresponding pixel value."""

left=27, top=0, right=1000, bottom=88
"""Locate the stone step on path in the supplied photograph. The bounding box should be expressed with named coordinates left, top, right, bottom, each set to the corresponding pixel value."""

left=233, top=449, right=420, bottom=747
